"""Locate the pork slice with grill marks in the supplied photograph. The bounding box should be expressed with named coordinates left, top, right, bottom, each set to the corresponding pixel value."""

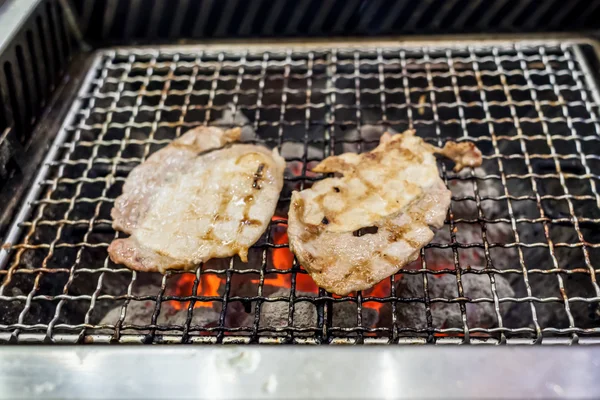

left=108, top=126, right=286, bottom=273
left=287, top=130, right=482, bottom=295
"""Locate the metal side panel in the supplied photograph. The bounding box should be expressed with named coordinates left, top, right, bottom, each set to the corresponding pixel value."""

left=0, top=346, right=599, bottom=399
left=0, top=0, right=41, bottom=55
left=0, top=0, right=81, bottom=234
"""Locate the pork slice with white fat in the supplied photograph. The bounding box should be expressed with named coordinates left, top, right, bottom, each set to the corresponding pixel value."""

left=288, top=130, right=482, bottom=295
left=108, top=126, right=286, bottom=273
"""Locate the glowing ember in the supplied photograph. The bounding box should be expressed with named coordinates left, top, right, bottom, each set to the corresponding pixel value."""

left=252, top=217, right=318, bottom=293
left=363, top=279, right=391, bottom=312
left=255, top=217, right=394, bottom=311
left=262, top=219, right=293, bottom=288
left=289, top=161, right=319, bottom=177
left=171, top=273, right=222, bottom=310
left=429, top=262, right=455, bottom=278
left=289, top=161, right=304, bottom=177
left=288, top=161, right=319, bottom=191
left=296, top=267, right=320, bottom=293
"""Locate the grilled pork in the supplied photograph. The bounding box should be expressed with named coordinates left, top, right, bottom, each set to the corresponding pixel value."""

left=108, top=126, right=285, bottom=272
left=287, top=130, right=482, bottom=295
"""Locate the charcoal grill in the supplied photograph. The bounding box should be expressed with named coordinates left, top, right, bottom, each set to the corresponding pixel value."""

left=2, top=0, right=600, bottom=398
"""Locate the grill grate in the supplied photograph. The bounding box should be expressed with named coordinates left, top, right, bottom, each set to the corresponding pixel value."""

left=2, top=42, right=600, bottom=344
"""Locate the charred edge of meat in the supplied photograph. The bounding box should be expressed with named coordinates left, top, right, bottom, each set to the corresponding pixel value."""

left=253, top=163, right=265, bottom=189
left=352, top=226, right=379, bottom=236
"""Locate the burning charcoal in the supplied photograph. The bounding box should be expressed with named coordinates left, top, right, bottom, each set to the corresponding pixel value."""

left=212, top=107, right=256, bottom=141
left=9, top=45, right=600, bottom=346
left=279, top=140, right=324, bottom=215
left=99, top=300, right=160, bottom=332
left=98, top=300, right=220, bottom=334
left=0, top=274, right=50, bottom=326
left=341, top=125, right=394, bottom=154
left=242, top=288, right=381, bottom=335
left=250, top=288, right=317, bottom=329
left=396, top=272, right=514, bottom=330
left=495, top=137, right=600, bottom=329
left=332, top=302, right=379, bottom=328
left=280, top=142, right=323, bottom=161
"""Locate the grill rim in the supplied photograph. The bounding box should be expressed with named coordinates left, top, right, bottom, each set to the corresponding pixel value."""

left=3, top=35, right=600, bottom=345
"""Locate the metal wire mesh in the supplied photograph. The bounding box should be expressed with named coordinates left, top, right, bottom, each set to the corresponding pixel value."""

left=1, top=42, right=600, bottom=344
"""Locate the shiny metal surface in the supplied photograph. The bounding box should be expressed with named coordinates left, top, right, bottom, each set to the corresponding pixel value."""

left=1, top=346, right=599, bottom=399
left=0, top=0, right=41, bottom=54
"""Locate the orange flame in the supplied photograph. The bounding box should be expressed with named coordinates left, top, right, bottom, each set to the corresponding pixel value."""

left=261, top=219, right=294, bottom=288
left=430, top=262, right=455, bottom=278
left=171, top=273, right=222, bottom=310
left=289, top=161, right=319, bottom=191
left=252, top=217, right=318, bottom=293
left=363, top=279, right=391, bottom=312
left=256, top=217, right=394, bottom=311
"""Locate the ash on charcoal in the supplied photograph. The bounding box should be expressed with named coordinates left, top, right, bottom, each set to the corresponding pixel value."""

left=395, top=272, right=514, bottom=330
left=98, top=300, right=220, bottom=335
left=244, top=289, right=379, bottom=334
left=428, top=169, right=516, bottom=271
left=258, top=299, right=316, bottom=329
left=340, top=125, right=392, bottom=154
left=212, top=108, right=256, bottom=141
left=241, top=289, right=316, bottom=331
left=496, top=136, right=600, bottom=329
left=1, top=247, right=133, bottom=329
left=0, top=281, right=49, bottom=326
left=332, top=302, right=379, bottom=328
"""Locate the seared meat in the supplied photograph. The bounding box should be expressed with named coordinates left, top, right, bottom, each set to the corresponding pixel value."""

left=287, top=130, right=482, bottom=295
left=433, top=141, right=482, bottom=172
left=108, top=126, right=285, bottom=273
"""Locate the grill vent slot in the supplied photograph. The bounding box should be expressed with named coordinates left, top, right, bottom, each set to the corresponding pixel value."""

left=2, top=62, right=22, bottom=143
left=36, top=16, right=55, bottom=94
left=15, top=46, right=34, bottom=133
left=0, top=82, right=7, bottom=138
left=72, top=0, right=600, bottom=40
left=46, top=1, right=63, bottom=75
left=0, top=0, right=74, bottom=235
left=26, top=30, right=45, bottom=112
left=0, top=0, right=72, bottom=144
left=0, top=1, right=71, bottom=145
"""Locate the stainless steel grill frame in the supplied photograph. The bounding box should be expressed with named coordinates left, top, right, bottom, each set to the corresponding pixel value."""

left=1, top=346, right=600, bottom=400
left=2, top=39, right=600, bottom=345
